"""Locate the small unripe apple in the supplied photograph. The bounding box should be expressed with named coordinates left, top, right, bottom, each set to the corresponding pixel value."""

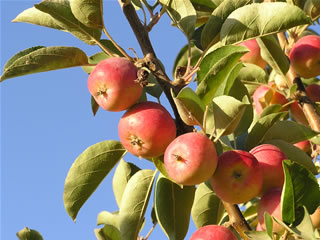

left=118, top=101, right=176, bottom=158
left=289, top=35, right=320, bottom=78
left=258, top=188, right=285, bottom=234
left=164, top=132, right=217, bottom=186
left=311, top=207, right=320, bottom=229
left=210, top=150, right=263, bottom=204
left=238, top=39, right=267, bottom=69
left=249, top=144, right=287, bottom=194
left=88, top=57, right=142, bottom=111
left=190, top=225, right=237, bottom=240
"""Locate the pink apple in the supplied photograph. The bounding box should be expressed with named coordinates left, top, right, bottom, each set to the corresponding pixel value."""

left=249, top=144, right=287, bottom=194
left=289, top=35, right=320, bottom=78
left=88, top=57, right=142, bottom=111
left=118, top=101, right=176, bottom=158
left=210, top=150, right=263, bottom=204
left=258, top=188, right=285, bottom=234
left=311, top=207, right=320, bottom=229
left=294, top=140, right=311, bottom=154
left=190, top=225, right=237, bottom=240
left=164, top=132, right=217, bottom=186
left=238, top=39, right=267, bottom=69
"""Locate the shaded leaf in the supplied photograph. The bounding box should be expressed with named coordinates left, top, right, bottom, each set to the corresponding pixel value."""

left=144, top=70, right=163, bottom=99
left=64, top=140, right=125, bottom=221
left=155, top=174, right=195, bottom=240
left=190, top=0, right=220, bottom=10
left=16, top=227, right=43, bottom=240
left=96, top=211, right=121, bottom=240
left=91, top=96, right=99, bottom=116
left=245, top=231, right=271, bottom=240
left=1, top=46, right=88, bottom=82
left=70, top=0, right=103, bottom=28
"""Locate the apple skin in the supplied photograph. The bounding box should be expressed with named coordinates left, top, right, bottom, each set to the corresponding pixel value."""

left=289, top=35, right=320, bottom=78
left=311, top=207, right=320, bottom=229
left=190, top=225, right=237, bottom=240
left=249, top=144, right=287, bottom=195
left=88, top=57, right=142, bottom=112
left=252, top=83, right=288, bottom=116
left=164, top=132, right=217, bottom=186
left=258, top=188, right=285, bottom=234
left=210, top=150, right=263, bottom=204
left=118, top=101, right=176, bottom=158
left=294, top=140, right=311, bottom=154
left=238, top=39, right=267, bottom=69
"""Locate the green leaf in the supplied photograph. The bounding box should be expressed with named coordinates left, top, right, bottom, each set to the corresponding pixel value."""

left=35, top=0, right=102, bottom=45
left=260, top=104, right=283, bottom=118
left=190, top=0, right=220, bottom=10
left=245, top=112, right=288, bottom=150
left=112, top=159, right=140, bottom=208
left=220, top=2, right=312, bottom=45
left=91, top=96, right=99, bottom=116
left=201, top=0, right=252, bottom=49
left=257, top=35, right=290, bottom=77
left=191, top=182, right=224, bottom=228
left=159, top=0, right=197, bottom=38
left=70, top=0, right=103, bottom=28
left=282, top=160, right=320, bottom=224
left=290, top=206, right=317, bottom=240
left=304, top=0, right=320, bottom=19
left=16, top=227, right=43, bottom=240
left=144, top=70, right=163, bottom=99
left=195, top=45, right=249, bottom=105
left=172, top=87, right=205, bottom=126
left=96, top=211, right=121, bottom=240
left=12, top=7, right=63, bottom=30
left=1, top=46, right=88, bottom=82
left=245, top=231, right=272, bottom=240
left=119, top=169, right=156, bottom=240
left=264, top=212, right=273, bottom=238
left=63, top=140, right=125, bottom=221
left=155, top=174, right=196, bottom=240
left=264, top=139, right=317, bottom=174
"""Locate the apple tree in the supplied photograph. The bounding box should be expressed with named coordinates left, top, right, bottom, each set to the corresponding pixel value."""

left=2, top=0, right=320, bottom=239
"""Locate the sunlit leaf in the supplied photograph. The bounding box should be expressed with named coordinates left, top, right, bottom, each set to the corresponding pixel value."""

left=264, top=212, right=273, bottom=238
left=291, top=206, right=317, bottom=240
left=245, top=230, right=271, bottom=240
left=16, top=227, right=43, bottom=240
left=96, top=211, right=121, bottom=240
left=70, top=0, right=103, bottom=28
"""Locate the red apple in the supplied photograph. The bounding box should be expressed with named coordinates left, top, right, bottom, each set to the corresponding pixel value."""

left=190, top=225, right=237, bottom=240
left=238, top=39, right=267, bottom=69
left=88, top=57, right=142, bottom=111
left=311, top=207, right=320, bottom=229
left=289, top=35, right=320, bottom=78
left=249, top=144, right=287, bottom=194
left=118, top=101, right=176, bottom=158
left=294, top=140, right=311, bottom=154
left=210, top=150, right=263, bottom=204
left=252, top=82, right=288, bottom=116
left=258, top=188, right=285, bottom=234
left=164, top=132, right=217, bottom=186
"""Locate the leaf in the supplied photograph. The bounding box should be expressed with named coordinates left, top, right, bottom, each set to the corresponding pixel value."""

left=63, top=140, right=125, bottom=221
left=96, top=211, right=121, bottom=240
left=70, top=0, right=103, bottom=28
left=1, top=46, right=88, bottom=82
left=119, top=169, right=156, bottom=240
left=16, top=227, right=44, bottom=240
left=220, top=2, right=312, bottom=45
left=144, top=70, right=163, bottom=99
left=245, top=112, right=288, bottom=150
left=12, top=7, right=63, bottom=30
left=304, top=0, right=320, bottom=19
left=112, top=159, right=140, bottom=208
left=245, top=231, right=272, bottom=240
left=190, top=0, right=220, bottom=10
left=191, top=182, right=224, bottom=228
left=290, top=206, right=317, bottom=240
left=35, top=0, right=102, bottom=45
left=195, top=45, right=249, bottom=105
left=264, top=139, right=317, bottom=174
left=91, top=96, right=99, bottom=116
left=282, top=160, right=320, bottom=224
left=172, top=87, right=205, bottom=126
left=155, top=174, right=196, bottom=240
left=257, top=35, right=290, bottom=77
left=201, top=0, right=252, bottom=49
left=264, top=212, right=273, bottom=238
left=159, top=0, right=197, bottom=38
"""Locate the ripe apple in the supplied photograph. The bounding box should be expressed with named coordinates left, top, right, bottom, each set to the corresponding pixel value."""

left=190, top=225, right=237, bottom=240
left=311, top=207, right=320, bottom=229
left=249, top=144, right=287, bottom=194
left=294, top=140, right=311, bottom=154
left=210, top=150, right=263, bottom=204
left=118, top=101, right=176, bottom=158
left=88, top=57, right=142, bottom=111
left=289, top=35, right=320, bottom=78
left=164, top=132, right=217, bottom=186
left=238, top=39, right=267, bottom=69
left=258, top=188, right=285, bottom=234
left=252, top=82, right=288, bottom=116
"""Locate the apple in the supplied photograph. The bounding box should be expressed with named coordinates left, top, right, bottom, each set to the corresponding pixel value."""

left=289, top=35, right=320, bottom=78
left=256, top=222, right=263, bottom=231
left=249, top=144, right=287, bottom=194
left=210, top=150, right=263, bottom=204
left=311, top=207, right=320, bottom=229
left=294, top=140, right=311, bottom=154
left=258, top=188, right=285, bottom=234
left=252, top=82, right=288, bottom=116
left=88, top=57, right=142, bottom=111
left=118, top=101, right=176, bottom=158
left=190, top=225, right=237, bottom=240
left=164, top=132, right=217, bottom=186
left=238, top=39, right=267, bottom=69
